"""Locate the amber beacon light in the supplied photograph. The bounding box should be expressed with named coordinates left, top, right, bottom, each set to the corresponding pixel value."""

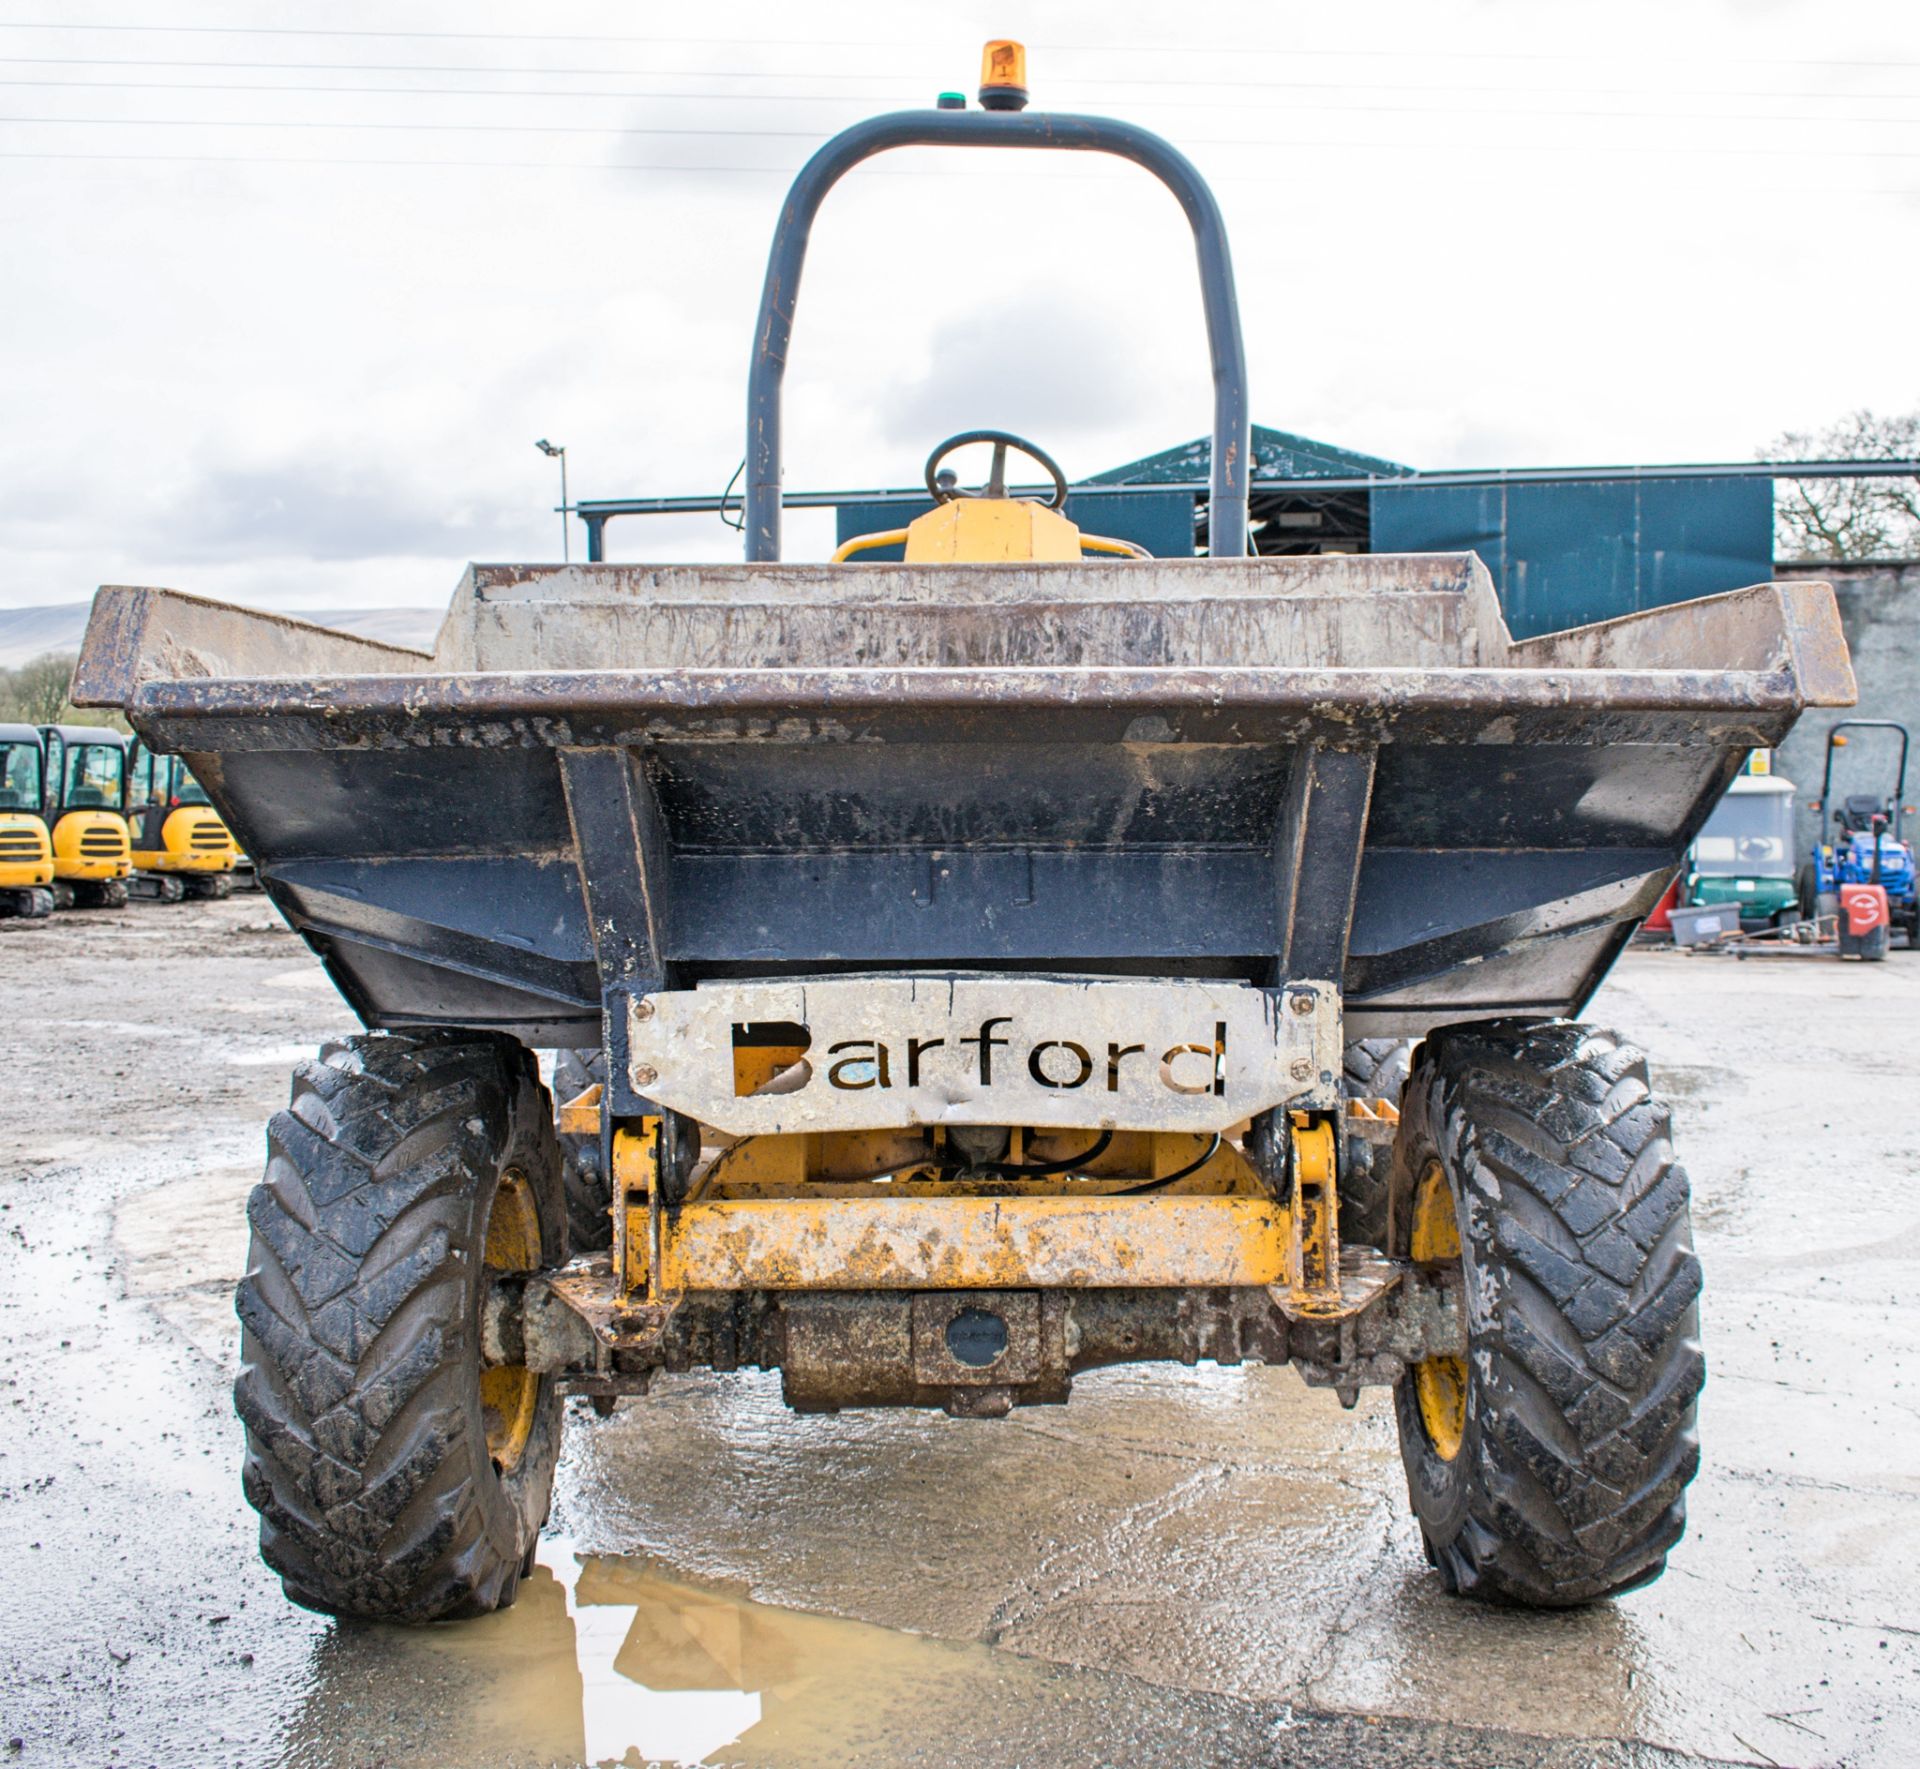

left=979, top=39, right=1030, bottom=111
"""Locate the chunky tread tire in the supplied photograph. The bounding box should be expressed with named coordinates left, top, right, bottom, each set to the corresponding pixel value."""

left=553, top=1047, right=611, bottom=1254
left=1392, top=1019, right=1703, bottom=1607
left=1339, top=1038, right=1414, bottom=1248
left=234, top=1031, right=564, bottom=1622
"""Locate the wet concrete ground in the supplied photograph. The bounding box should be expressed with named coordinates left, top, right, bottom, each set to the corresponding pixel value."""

left=1, top=897, right=1915, bottom=1768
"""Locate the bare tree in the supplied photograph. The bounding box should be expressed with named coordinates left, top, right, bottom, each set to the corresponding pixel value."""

left=1764, top=408, right=1920, bottom=561
left=6, top=653, right=77, bottom=725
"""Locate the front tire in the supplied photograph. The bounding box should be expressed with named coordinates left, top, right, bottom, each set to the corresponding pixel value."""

left=1338, top=1038, right=1414, bottom=1247
left=1391, top=1020, right=1703, bottom=1607
left=235, top=1032, right=564, bottom=1622
left=553, top=1047, right=611, bottom=1253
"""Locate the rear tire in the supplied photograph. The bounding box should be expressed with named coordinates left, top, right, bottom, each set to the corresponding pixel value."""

left=1338, top=1038, right=1413, bottom=1248
left=1390, top=1019, right=1703, bottom=1607
left=1844, top=920, right=1890, bottom=962
left=553, top=1047, right=611, bottom=1254
left=235, top=1031, right=564, bottom=1622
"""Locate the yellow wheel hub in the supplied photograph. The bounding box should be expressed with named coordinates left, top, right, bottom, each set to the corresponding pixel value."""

left=1410, top=1158, right=1468, bottom=1461
left=479, top=1167, right=541, bottom=1475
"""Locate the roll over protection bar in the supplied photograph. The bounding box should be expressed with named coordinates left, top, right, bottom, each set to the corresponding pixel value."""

left=744, top=108, right=1252, bottom=563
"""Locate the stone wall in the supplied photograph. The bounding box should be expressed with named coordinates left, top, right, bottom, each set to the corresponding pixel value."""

left=1772, top=562, right=1920, bottom=860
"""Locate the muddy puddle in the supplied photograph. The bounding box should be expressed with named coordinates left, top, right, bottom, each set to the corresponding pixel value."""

left=430, top=1544, right=1012, bottom=1767
left=274, top=1539, right=1304, bottom=1769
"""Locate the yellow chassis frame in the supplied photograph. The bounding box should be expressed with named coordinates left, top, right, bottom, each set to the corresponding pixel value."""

left=565, top=1097, right=1401, bottom=1322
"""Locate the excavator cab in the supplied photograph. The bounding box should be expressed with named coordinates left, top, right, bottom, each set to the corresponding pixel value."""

left=0, top=723, right=55, bottom=920
left=125, top=738, right=242, bottom=900
left=38, top=724, right=132, bottom=909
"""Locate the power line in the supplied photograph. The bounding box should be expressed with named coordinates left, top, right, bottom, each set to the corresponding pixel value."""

left=0, top=54, right=1912, bottom=103
left=6, top=113, right=1919, bottom=159
left=0, top=22, right=1915, bottom=74
left=0, top=24, right=932, bottom=43
left=0, top=148, right=797, bottom=172
left=2, top=147, right=1915, bottom=193
left=3, top=75, right=1916, bottom=124
left=0, top=113, right=819, bottom=138
left=0, top=55, right=937, bottom=79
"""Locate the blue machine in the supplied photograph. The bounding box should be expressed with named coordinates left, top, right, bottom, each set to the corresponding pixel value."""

left=1800, top=720, right=1917, bottom=948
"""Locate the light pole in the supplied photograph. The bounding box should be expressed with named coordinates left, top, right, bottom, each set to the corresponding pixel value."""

left=535, top=439, right=569, bottom=562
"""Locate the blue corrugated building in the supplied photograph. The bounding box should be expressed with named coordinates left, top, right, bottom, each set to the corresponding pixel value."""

left=835, top=425, right=1777, bottom=640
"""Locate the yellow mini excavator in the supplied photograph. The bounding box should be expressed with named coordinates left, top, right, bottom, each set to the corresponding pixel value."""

left=125, top=737, right=242, bottom=900
left=0, top=723, right=55, bottom=920
left=38, top=724, right=131, bottom=909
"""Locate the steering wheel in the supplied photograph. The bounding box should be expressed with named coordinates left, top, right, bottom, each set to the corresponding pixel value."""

left=924, top=430, right=1069, bottom=510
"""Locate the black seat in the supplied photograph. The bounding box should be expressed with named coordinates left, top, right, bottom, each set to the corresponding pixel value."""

left=1839, top=793, right=1887, bottom=833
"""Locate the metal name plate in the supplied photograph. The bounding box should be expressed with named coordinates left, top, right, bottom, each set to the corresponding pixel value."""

left=626, top=975, right=1340, bottom=1136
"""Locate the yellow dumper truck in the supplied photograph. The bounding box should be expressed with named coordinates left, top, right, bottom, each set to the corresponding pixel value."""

left=75, top=49, right=1854, bottom=1625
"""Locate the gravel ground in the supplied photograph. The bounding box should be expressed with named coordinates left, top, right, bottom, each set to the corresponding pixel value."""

left=0, top=896, right=1915, bottom=1768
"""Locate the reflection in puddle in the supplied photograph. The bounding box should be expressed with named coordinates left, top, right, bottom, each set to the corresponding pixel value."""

left=551, top=1543, right=760, bottom=1766
left=489, top=1540, right=949, bottom=1768
left=379, top=1535, right=1290, bottom=1768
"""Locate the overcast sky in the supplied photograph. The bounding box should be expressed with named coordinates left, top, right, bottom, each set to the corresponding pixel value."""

left=3, top=0, right=1917, bottom=612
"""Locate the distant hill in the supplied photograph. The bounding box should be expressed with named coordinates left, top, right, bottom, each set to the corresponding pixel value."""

left=0, top=602, right=443, bottom=668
